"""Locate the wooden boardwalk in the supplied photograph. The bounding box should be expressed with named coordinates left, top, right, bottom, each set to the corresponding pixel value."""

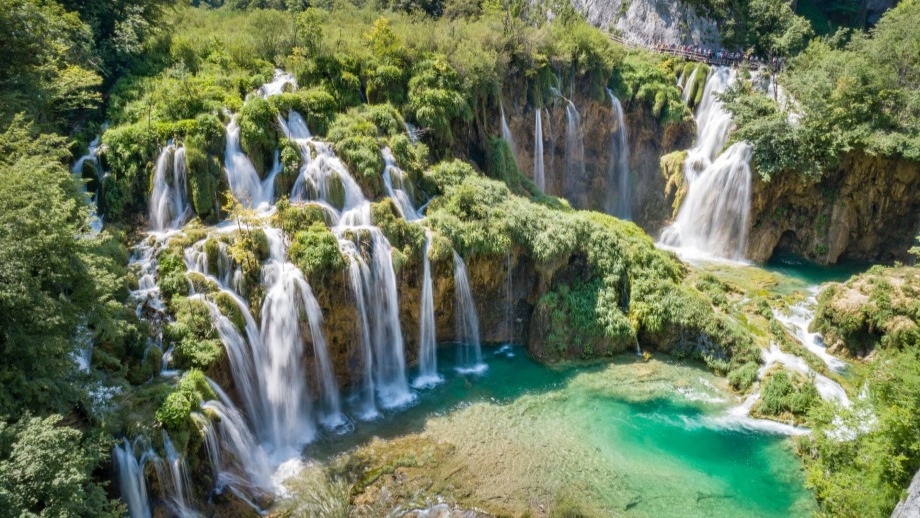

left=608, top=34, right=774, bottom=71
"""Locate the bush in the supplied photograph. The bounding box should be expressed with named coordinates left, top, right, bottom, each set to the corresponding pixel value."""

left=238, top=96, right=280, bottom=176
left=289, top=223, right=345, bottom=282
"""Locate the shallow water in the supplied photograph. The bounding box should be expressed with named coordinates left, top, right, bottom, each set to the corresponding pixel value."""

left=302, top=345, right=817, bottom=517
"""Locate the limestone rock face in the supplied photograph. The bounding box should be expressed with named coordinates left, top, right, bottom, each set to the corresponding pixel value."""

left=567, top=0, right=721, bottom=48
left=747, top=152, right=920, bottom=264
left=893, top=468, right=920, bottom=518
left=498, top=82, right=693, bottom=234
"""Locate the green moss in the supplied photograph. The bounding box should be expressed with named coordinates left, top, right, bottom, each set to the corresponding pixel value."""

left=371, top=198, right=426, bottom=260
left=728, top=361, right=760, bottom=392
left=165, top=297, right=223, bottom=371
left=239, top=96, right=280, bottom=177
left=270, top=87, right=337, bottom=136
left=158, top=249, right=189, bottom=302
left=276, top=197, right=330, bottom=233
left=756, top=368, right=819, bottom=420
left=289, top=223, right=345, bottom=282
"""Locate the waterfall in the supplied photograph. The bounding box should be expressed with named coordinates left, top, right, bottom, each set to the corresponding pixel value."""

left=382, top=147, right=419, bottom=220
left=500, top=101, right=517, bottom=162
left=262, top=228, right=345, bottom=433
left=150, top=143, right=190, bottom=231
left=660, top=142, right=752, bottom=260
left=533, top=109, right=545, bottom=192
left=414, top=231, right=441, bottom=388
left=368, top=230, right=413, bottom=407
left=606, top=90, right=631, bottom=220
left=452, top=250, right=485, bottom=373
left=343, top=242, right=378, bottom=419
left=224, top=118, right=268, bottom=209
left=113, top=439, right=152, bottom=518
left=152, top=433, right=200, bottom=518
left=258, top=69, right=296, bottom=99
left=200, top=380, right=273, bottom=498
left=760, top=344, right=851, bottom=407
left=71, top=134, right=104, bottom=234
left=563, top=101, right=584, bottom=200
left=660, top=67, right=752, bottom=261
left=681, top=67, right=699, bottom=104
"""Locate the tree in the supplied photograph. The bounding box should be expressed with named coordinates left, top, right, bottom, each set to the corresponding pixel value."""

left=0, top=415, right=124, bottom=518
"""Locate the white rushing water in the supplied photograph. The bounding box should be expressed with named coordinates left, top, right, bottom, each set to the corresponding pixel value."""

left=606, top=89, right=631, bottom=220
left=660, top=67, right=753, bottom=261
left=453, top=250, right=485, bottom=373
left=414, top=231, right=442, bottom=388
left=533, top=109, right=545, bottom=192
left=761, top=343, right=851, bottom=407
left=71, top=134, right=104, bottom=234
left=773, top=296, right=848, bottom=373
left=224, top=117, right=270, bottom=209
left=563, top=101, right=585, bottom=199
left=152, top=432, right=201, bottom=517
left=149, top=143, right=190, bottom=231
left=680, top=66, right=699, bottom=104
left=113, top=439, right=153, bottom=518
left=500, top=100, right=517, bottom=164
left=382, top=147, right=420, bottom=220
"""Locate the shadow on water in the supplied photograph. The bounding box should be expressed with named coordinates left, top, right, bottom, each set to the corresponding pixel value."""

left=303, top=343, right=593, bottom=460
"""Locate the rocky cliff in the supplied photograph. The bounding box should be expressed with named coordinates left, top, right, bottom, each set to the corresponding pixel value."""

left=564, top=0, right=721, bottom=48
left=496, top=83, right=694, bottom=233
left=747, top=151, right=920, bottom=264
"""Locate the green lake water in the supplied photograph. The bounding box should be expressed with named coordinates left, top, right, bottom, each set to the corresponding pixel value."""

left=305, top=344, right=818, bottom=517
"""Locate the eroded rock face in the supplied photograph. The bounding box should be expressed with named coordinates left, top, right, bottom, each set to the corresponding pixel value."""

left=567, top=0, right=721, bottom=48
left=893, top=468, right=920, bottom=518
left=497, top=85, right=693, bottom=233
left=747, top=152, right=920, bottom=264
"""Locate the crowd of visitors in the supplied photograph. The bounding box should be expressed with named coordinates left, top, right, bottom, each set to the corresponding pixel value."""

left=652, top=41, right=782, bottom=69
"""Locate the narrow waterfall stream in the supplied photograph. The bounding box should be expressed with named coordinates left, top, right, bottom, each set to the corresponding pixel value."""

left=606, top=89, right=631, bottom=220
left=113, top=439, right=152, bottom=518
left=660, top=67, right=753, bottom=261
left=533, top=109, right=545, bottom=192
left=415, top=231, right=441, bottom=388
left=72, top=134, right=104, bottom=234
left=453, top=250, right=485, bottom=373
left=500, top=100, right=517, bottom=163
left=149, top=143, right=190, bottom=231
left=563, top=101, right=585, bottom=200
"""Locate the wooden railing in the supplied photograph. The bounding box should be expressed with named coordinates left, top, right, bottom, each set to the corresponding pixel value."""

left=608, top=34, right=775, bottom=71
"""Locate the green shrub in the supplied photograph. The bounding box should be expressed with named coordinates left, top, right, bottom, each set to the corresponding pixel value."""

left=289, top=223, right=345, bottom=282
left=239, top=96, right=280, bottom=176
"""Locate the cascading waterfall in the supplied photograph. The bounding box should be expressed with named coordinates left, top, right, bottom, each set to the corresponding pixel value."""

left=760, top=344, right=851, bottom=406
left=224, top=118, right=268, bottom=208
left=199, top=380, right=273, bottom=499
left=660, top=67, right=752, bottom=260
left=606, top=89, right=631, bottom=220
left=152, top=432, right=200, bottom=518
left=343, top=242, right=378, bottom=418
left=382, top=147, right=419, bottom=220
left=774, top=300, right=848, bottom=373
left=282, top=110, right=412, bottom=409
left=452, top=250, right=485, bottom=373
left=149, top=143, right=190, bottom=231
left=681, top=67, right=699, bottom=104
left=563, top=101, right=585, bottom=199
left=258, top=69, right=296, bottom=99
left=262, top=228, right=345, bottom=432
left=414, top=231, right=441, bottom=388
left=113, top=439, right=152, bottom=518
left=500, top=101, right=517, bottom=162
left=661, top=142, right=753, bottom=259
left=533, top=109, right=545, bottom=192
left=72, top=134, right=104, bottom=234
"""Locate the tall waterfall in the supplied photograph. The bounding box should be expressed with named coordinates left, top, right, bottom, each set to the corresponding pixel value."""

left=453, top=250, right=485, bottom=373
left=563, top=101, right=584, bottom=200
left=282, top=110, right=413, bottom=409
left=262, top=228, right=345, bottom=434
left=533, top=109, right=545, bottom=192
left=545, top=108, right=555, bottom=194
left=660, top=67, right=753, bottom=260
left=113, top=439, right=152, bottom=518
left=500, top=101, right=517, bottom=161
left=681, top=67, right=699, bottom=104
left=149, top=143, right=190, bottom=231
left=224, top=118, right=268, bottom=208
left=414, top=231, right=441, bottom=388
left=606, top=90, right=631, bottom=220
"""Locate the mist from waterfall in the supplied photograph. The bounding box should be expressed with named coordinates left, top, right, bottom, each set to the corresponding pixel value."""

left=533, top=109, right=545, bottom=192
left=500, top=101, right=517, bottom=164
left=606, top=89, right=631, bottom=220
left=453, top=250, right=485, bottom=373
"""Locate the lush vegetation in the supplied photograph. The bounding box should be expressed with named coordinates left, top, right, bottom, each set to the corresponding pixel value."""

left=723, top=0, right=920, bottom=180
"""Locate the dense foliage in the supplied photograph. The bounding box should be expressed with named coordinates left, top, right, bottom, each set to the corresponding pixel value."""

left=723, top=0, right=920, bottom=180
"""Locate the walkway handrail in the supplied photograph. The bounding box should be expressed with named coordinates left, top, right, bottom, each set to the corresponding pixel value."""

left=608, top=33, right=775, bottom=71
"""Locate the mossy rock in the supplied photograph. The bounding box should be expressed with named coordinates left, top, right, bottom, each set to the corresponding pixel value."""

left=276, top=198, right=330, bottom=234
left=289, top=223, right=345, bottom=282
left=239, top=96, right=280, bottom=177
left=371, top=198, right=426, bottom=260
left=213, top=291, right=247, bottom=334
